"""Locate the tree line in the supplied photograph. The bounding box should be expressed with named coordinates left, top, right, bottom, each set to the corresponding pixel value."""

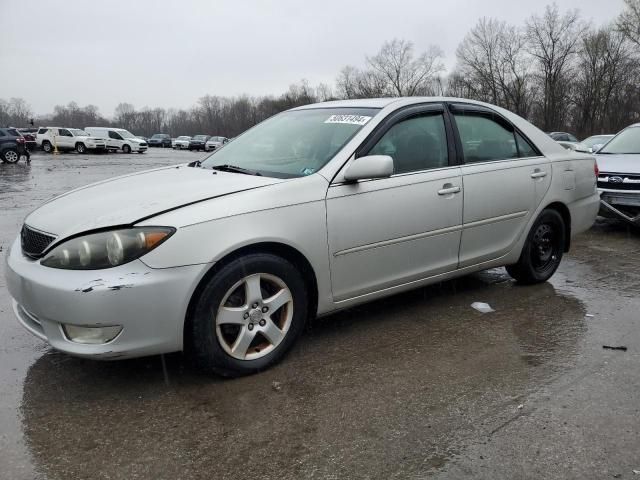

left=2, top=1, right=639, bottom=140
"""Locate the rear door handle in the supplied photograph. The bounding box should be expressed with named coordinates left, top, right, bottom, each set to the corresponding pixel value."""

left=438, top=185, right=461, bottom=195
left=531, top=170, right=547, bottom=179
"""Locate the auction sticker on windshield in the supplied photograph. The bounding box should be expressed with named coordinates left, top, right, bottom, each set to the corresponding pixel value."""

left=324, top=114, right=372, bottom=125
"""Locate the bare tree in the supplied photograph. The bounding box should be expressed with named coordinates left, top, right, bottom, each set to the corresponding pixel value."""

left=525, top=4, right=587, bottom=130
left=455, top=18, right=535, bottom=116
left=617, top=0, right=640, bottom=48
left=366, top=39, right=444, bottom=96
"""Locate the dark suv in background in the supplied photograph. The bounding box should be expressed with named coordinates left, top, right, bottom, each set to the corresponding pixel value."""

left=148, top=133, right=172, bottom=148
left=188, top=135, right=211, bottom=151
left=0, top=128, right=29, bottom=163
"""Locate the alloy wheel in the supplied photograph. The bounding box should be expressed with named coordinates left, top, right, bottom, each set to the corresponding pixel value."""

left=215, top=273, right=293, bottom=361
left=4, top=150, right=19, bottom=163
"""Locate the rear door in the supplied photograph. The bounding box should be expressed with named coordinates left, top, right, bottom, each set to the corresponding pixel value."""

left=57, top=128, right=73, bottom=149
left=450, top=104, right=551, bottom=267
left=326, top=104, right=463, bottom=301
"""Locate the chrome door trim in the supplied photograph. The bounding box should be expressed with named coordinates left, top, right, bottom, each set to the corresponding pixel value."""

left=334, top=224, right=463, bottom=257
left=463, top=210, right=528, bottom=229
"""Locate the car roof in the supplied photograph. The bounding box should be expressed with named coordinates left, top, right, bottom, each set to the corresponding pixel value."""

left=292, top=96, right=534, bottom=111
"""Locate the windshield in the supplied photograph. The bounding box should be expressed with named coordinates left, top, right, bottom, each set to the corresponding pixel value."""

left=210, top=136, right=225, bottom=142
left=178, top=136, right=191, bottom=140
left=193, top=135, right=208, bottom=140
left=119, top=130, right=137, bottom=139
left=599, top=127, right=640, bottom=154
left=583, top=135, right=613, bottom=148
left=200, top=108, right=379, bottom=178
left=70, top=129, right=88, bottom=136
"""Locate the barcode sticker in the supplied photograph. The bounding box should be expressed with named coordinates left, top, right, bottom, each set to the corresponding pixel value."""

left=324, top=115, right=372, bottom=126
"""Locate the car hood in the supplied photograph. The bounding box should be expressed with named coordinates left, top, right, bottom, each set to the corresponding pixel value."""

left=25, top=166, right=283, bottom=240
left=595, top=154, right=640, bottom=174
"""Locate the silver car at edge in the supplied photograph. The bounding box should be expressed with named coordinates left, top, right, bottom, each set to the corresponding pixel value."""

left=5, top=97, right=599, bottom=376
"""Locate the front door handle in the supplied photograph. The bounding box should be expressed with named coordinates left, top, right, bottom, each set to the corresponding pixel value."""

left=438, top=185, right=461, bottom=195
left=531, top=170, right=547, bottom=179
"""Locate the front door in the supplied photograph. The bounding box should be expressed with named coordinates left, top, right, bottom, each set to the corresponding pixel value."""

left=57, top=128, right=73, bottom=149
left=108, top=130, right=124, bottom=150
left=326, top=106, right=463, bottom=301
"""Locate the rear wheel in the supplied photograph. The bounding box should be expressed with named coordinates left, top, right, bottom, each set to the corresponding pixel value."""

left=42, top=141, right=52, bottom=153
left=1, top=149, right=19, bottom=163
left=187, top=253, right=308, bottom=377
left=122, top=144, right=131, bottom=154
left=506, top=209, right=565, bottom=284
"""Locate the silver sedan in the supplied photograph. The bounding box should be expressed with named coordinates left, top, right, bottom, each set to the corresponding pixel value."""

left=5, top=98, right=599, bottom=376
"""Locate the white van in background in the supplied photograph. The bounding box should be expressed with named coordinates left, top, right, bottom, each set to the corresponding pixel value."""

left=84, top=127, right=148, bottom=153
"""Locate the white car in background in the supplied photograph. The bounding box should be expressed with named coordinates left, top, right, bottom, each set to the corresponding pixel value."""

left=173, top=136, right=192, bottom=150
left=205, top=136, right=229, bottom=152
left=84, top=127, right=148, bottom=153
left=36, top=127, right=106, bottom=154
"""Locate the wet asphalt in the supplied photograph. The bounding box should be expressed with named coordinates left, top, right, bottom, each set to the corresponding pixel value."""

left=0, top=149, right=639, bottom=479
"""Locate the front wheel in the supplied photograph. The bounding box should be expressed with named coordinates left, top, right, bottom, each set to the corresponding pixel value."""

left=122, top=144, right=131, bottom=154
left=1, top=148, right=19, bottom=163
left=187, top=253, right=308, bottom=377
left=506, top=209, right=565, bottom=284
left=76, top=143, right=86, bottom=154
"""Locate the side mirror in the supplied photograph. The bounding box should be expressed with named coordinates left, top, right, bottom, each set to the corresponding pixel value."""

left=343, top=155, right=394, bottom=182
left=591, top=144, right=604, bottom=153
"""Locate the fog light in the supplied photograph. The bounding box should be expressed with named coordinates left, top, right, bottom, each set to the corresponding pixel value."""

left=62, top=324, right=122, bottom=344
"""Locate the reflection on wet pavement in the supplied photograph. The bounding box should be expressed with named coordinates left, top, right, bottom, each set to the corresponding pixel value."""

left=2, top=152, right=640, bottom=479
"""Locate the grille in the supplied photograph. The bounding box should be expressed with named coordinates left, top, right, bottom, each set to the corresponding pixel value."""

left=598, top=173, right=640, bottom=192
left=21, top=225, right=56, bottom=258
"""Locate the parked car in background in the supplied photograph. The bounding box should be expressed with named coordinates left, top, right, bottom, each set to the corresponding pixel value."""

left=0, top=127, right=29, bottom=163
left=580, top=134, right=614, bottom=153
left=188, top=134, right=210, bottom=151
left=18, top=128, right=38, bottom=151
left=205, top=136, right=229, bottom=152
left=549, top=132, right=579, bottom=142
left=36, top=127, right=107, bottom=153
left=84, top=127, right=148, bottom=153
left=173, top=136, right=191, bottom=149
left=556, top=141, right=579, bottom=152
left=148, top=133, right=172, bottom=148
left=595, top=124, right=640, bottom=225
left=5, top=97, right=599, bottom=377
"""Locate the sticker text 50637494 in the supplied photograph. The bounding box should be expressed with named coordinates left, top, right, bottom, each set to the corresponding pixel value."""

left=324, top=115, right=372, bottom=126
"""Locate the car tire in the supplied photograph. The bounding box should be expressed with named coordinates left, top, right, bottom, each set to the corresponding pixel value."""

left=122, top=144, right=131, bottom=154
left=1, top=148, right=20, bottom=164
left=75, top=143, right=86, bottom=154
left=186, top=253, right=308, bottom=377
left=42, top=141, right=52, bottom=153
left=506, top=209, right=565, bottom=285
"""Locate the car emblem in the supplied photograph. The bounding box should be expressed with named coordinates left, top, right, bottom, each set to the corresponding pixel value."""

left=609, top=176, right=624, bottom=183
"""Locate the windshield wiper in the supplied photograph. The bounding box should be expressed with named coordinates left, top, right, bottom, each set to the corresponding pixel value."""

left=187, top=160, right=202, bottom=167
left=211, top=164, right=262, bottom=176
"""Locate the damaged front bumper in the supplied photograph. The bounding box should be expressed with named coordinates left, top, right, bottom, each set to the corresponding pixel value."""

left=599, top=190, right=640, bottom=225
left=5, top=236, right=209, bottom=359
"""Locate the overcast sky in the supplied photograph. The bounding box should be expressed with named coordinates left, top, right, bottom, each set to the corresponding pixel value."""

left=0, top=0, right=624, bottom=117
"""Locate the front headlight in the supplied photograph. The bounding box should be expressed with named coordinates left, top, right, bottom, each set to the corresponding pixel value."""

left=41, top=227, right=175, bottom=270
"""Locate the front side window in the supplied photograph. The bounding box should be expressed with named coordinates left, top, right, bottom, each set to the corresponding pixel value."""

left=201, top=107, right=379, bottom=178
left=109, top=131, right=123, bottom=140
left=598, top=127, right=640, bottom=154
left=454, top=114, right=519, bottom=162
left=368, top=114, right=448, bottom=174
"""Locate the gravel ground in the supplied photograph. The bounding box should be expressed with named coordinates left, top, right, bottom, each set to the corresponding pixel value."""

left=1, top=149, right=639, bottom=479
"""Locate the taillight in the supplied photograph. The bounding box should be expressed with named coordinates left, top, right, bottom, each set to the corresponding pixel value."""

left=16, top=137, right=25, bottom=144
left=594, top=160, right=599, bottom=177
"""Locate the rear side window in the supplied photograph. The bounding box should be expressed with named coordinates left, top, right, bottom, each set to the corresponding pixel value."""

left=368, top=114, right=448, bottom=174
left=454, top=114, right=519, bottom=162
left=38, top=128, right=48, bottom=134
left=515, top=132, right=538, bottom=157
left=7, top=128, right=20, bottom=136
